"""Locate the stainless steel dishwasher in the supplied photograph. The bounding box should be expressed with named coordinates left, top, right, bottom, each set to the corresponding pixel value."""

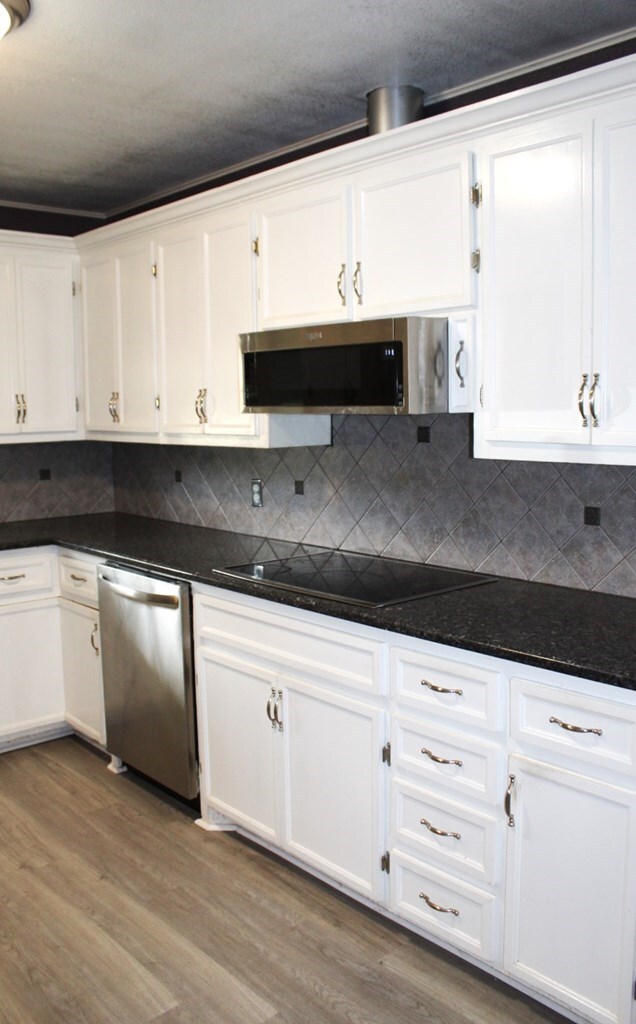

left=97, top=564, right=198, bottom=800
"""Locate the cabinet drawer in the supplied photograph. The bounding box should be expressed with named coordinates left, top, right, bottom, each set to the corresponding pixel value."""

left=392, top=715, right=502, bottom=803
left=391, top=779, right=499, bottom=885
left=197, top=591, right=385, bottom=695
left=0, top=550, right=56, bottom=604
left=511, top=677, right=636, bottom=776
left=391, top=645, right=503, bottom=732
left=59, top=555, right=99, bottom=606
left=390, top=850, right=498, bottom=962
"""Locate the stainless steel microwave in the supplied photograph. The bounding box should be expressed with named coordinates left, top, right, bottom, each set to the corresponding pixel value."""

left=240, top=316, right=448, bottom=415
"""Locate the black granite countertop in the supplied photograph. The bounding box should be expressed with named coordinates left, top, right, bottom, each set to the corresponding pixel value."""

left=1, top=512, right=634, bottom=691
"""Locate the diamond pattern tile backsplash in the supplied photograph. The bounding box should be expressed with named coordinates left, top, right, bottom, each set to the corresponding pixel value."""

left=1, top=420, right=635, bottom=597
left=0, top=442, right=114, bottom=521
left=111, top=414, right=636, bottom=598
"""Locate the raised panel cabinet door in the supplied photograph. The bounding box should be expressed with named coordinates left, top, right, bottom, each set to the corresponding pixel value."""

left=477, top=114, right=593, bottom=450
left=257, top=178, right=351, bottom=328
left=0, top=251, right=19, bottom=434
left=82, top=252, right=119, bottom=431
left=0, top=601, right=65, bottom=743
left=203, top=208, right=259, bottom=438
left=197, top=646, right=280, bottom=843
left=16, top=253, right=78, bottom=435
left=156, top=224, right=207, bottom=434
left=282, top=678, right=386, bottom=901
left=592, top=103, right=636, bottom=449
left=354, top=147, right=476, bottom=317
left=60, top=600, right=105, bottom=745
left=115, top=238, right=158, bottom=434
left=504, top=755, right=636, bottom=1024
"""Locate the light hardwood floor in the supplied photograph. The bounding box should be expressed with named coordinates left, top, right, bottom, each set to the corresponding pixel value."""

left=0, top=737, right=570, bottom=1024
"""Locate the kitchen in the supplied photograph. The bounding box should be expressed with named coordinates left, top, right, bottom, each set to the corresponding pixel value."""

left=1, top=2, right=634, bottom=1024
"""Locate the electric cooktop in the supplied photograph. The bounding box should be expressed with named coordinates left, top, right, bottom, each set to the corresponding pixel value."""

left=214, top=550, right=494, bottom=608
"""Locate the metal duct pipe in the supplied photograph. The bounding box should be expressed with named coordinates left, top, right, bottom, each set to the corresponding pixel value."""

left=367, top=85, right=424, bottom=134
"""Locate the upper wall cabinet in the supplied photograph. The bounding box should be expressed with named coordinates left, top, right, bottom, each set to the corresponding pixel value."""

left=0, top=237, right=79, bottom=440
left=255, top=144, right=478, bottom=330
left=82, top=236, right=158, bottom=435
left=474, top=100, right=636, bottom=464
left=352, top=145, right=477, bottom=318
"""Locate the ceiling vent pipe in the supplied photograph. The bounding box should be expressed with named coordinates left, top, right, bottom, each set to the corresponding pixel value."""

left=366, top=85, right=424, bottom=134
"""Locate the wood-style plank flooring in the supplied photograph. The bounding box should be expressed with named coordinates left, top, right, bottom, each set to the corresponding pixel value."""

left=0, top=737, right=570, bottom=1024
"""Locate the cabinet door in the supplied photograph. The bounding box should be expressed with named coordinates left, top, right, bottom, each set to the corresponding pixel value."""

left=592, top=103, right=636, bottom=448
left=354, top=147, right=475, bottom=317
left=60, top=600, right=105, bottom=745
left=0, top=600, right=65, bottom=744
left=0, top=250, right=19, bottom=435
left=15, top=252, right=78, bottom=435
left=283, top=678, right=385, bottom=900
left=156, top=222, right=207, bottom=434
left=82, top=252, right=119, bottom=431
left=203, top=207, right=260, bottom=439
left=257, top=179, right=351, bottom=328
left=504, top=755, right=636, bottom=1024
left=115, top=237, right=158, bottom=434
left=478, top=114, right=593, bottom=450
left=198, top=646, right=280, bottom=843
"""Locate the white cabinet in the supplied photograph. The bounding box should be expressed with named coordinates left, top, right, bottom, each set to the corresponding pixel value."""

left=59, top=599, right=105, bottom=745
left=195, top=588, right=387, bottom=900
left=82, top=237, right=158, bottom=434
left=504, top=755, right=636, bottom=1024
left=475, top=101, right=636, bottom=464
left=0, top=235, right=78, bottom=439
left=0, top=548, right=67, bottom=751
left=352, top=146, right=476, bottom=318
left=256, top=179, right=351, bottom=328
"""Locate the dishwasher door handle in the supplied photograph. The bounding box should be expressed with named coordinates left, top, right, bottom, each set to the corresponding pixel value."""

left=100, top=575, right=180, bottom=608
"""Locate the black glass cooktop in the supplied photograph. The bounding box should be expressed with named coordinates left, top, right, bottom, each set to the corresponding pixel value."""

left=214, top=551, right=494, bottom=608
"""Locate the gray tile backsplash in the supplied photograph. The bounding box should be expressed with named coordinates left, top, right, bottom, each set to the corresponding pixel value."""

left=1, top=417, right=635, bottom=598
left=111, top=414, right=636, bottom=598
left=0, top=442, right=114, bottom=522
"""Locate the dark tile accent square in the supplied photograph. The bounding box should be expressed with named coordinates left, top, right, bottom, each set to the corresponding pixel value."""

left=584, top=506, right=601, bottom=526
left=174, top=470, right=182, bottom=483
left=39, top=468, right=51, bottom=481
left=417, top=426, right=431, bottom=443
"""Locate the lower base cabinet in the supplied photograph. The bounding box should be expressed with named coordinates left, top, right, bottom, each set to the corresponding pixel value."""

left=504, top=755, right=636, bottom=1024
left=59, top=598, right=106, bottom=745
left=0, top=599, right=66, bottom=748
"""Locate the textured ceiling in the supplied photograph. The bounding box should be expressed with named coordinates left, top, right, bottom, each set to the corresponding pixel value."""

left=1, top=0, right=636, bottom=222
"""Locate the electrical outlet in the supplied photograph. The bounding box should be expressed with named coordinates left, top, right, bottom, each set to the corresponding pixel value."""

left=295, top=480, right=304, bottom=495
left=251, top=478, right=263, bottom=507
left=39, top=468, right=51, bottom=480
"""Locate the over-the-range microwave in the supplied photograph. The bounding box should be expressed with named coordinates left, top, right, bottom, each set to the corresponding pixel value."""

left=239, top=316, right=448, bottom=415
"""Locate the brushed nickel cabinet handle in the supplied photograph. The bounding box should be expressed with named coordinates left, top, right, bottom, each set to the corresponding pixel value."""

left=112, top=392, right=120, bottom=423
left=20, top=393, right=26, bottom=423
left=0, top=573, right=27, bottom=582
left=589, top=372, right=600, bottom=427
left=505, top=773, right=516, bottom=827
left=421, top=678, right=463, bottom=697
left=90, top=623, right=99, bottom=656
left=70, top=573, right=87, bottom=583
left=420, top=817, right=461, bottom=840
left=577, top=373, right=589, bottom=427
left=336, top=263, right=346, bottom=306
left=454, top=339, right=466, bottom=389
left=15, top=394, right=22, bottom=424
left=266, top=686, right=276, bottom=727
left=419, top=892, right=459, bottom=916
left=273, top=689, right=283, bottom=731
left=549, top=715, right=602, bottom=737
left=199, top=387, right=208, bottom=424
left=421, top=747, right=463, bottom=767
left=352, top=261, right=363, bottom=305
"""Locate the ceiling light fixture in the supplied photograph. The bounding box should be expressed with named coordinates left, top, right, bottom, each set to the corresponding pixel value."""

left=0, top=0, right=30, bottom=40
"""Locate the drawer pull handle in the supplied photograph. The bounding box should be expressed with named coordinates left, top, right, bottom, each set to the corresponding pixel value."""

left=0, top=573, right=27, bottom=583
left=421, top=678, right=463, bottom=697
left=421, top=747, right=463, bottom=767
left=549, top=716, right=603, bottom=737
left=420, top=818, right=461, bottom=840
left=70, top=573, right=88, bottom=583
left=505, top=773, right=516, bottom=828
left=419, top=892, right=459, bottom=916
